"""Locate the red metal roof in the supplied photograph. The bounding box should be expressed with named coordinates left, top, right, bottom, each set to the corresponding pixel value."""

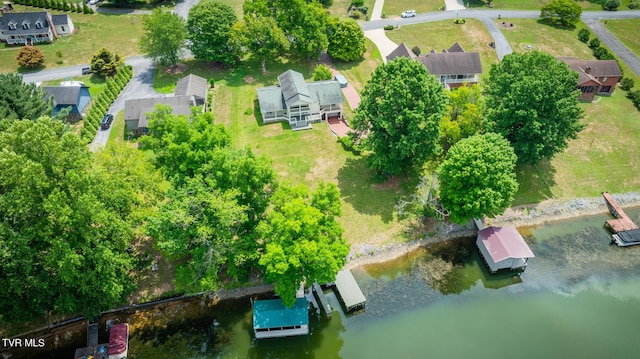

left=107, top=323, right=128, bottom=355
left=478, top=226, right=535, bottom=262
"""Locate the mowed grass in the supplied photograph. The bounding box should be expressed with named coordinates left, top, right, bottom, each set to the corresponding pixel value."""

left=333, top=38, right=383, bottom=94
left=467, top=0, right=603, bottom=10
left=153, top=50, right=408, bottom=246
left=329, top=0, right=376, bottom=21
left=383, top=0, right=443, bottom=17
left=386, top=19, right=500, bottom=81
left=499, top=19, right=594, bottom=58
left=604, top=19, right=640, bottom=58
left=0, top=5, right=144, bottom=73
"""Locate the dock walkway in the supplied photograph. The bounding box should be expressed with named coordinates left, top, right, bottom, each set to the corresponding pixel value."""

left=602, top=192, right=640, bottom=247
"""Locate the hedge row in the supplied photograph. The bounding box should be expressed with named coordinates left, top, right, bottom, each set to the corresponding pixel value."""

left=80, top=65, right=133, bottom=143
left=12, top=0, right=95, bottom=14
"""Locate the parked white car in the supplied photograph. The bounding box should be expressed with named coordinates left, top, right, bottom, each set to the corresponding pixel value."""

left=401, top=10, right=416, bottom=18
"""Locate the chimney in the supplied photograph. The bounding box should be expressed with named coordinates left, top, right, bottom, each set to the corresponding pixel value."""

left=585, top=66, right=592, bottom=74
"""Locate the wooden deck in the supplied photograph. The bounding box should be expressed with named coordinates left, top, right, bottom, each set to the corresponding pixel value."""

left=602, top=192, right=639, bottom=233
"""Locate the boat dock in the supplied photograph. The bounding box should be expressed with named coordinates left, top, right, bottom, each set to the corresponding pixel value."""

left=312, top=282, right=332, bottom=320
left=334, top=270, right=366, bottom=313
left=602, top=192, right=640, bottom=247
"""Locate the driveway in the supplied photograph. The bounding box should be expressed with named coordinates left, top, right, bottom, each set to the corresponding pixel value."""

left=583, top=19, right=640, bottom=77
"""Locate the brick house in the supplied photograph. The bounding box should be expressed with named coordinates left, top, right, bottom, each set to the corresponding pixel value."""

left=558, top=57, right=622, bottom=101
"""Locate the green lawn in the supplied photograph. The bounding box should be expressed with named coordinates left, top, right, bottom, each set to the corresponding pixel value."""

left=383, top=0, right=444, bottom=17
left=41, top=73, right=107, bottom=96
left=333, top=38, right=383, bottom=94
left=0, top=5, right=144, bottom=73
left=385, top=19, right=500, bottom=82
left=604, top=19, right=640, bottom=58
left=467, top=0, right=603, bottom=10
left=329, top=0, right=376, bottom=21
left=108, top=111, right=126, bottom=142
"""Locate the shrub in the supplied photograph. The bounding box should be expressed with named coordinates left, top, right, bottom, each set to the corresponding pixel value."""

left=384, top=25, right=394, bottom=30
left=381, top=12, right=386, bottom=19
left=578, top=28, right=590, bottom=43
left=627, top=90, right=640, bottom=110
left=208, top=78, right=215, bottom=87
left=349, top=10, right=362, bottom=19
left=339, top=135, right=361, bottom=155
left=351, top=0, right=364, bottom=6
left=411, top=46, right=421, bottom=56
left=312, top=64, right=333, bottom=81
left=629, top=3, right=639, bottom=9
left=454, top=18, right=466, bottom=24
left=16, top=46, right=45, bottom=69
left=604, top=0, right=620, bottom=10
left=620, top=77, right=635, bottom=91
left=589, top=37, right=600, bottom=49
left=593, top=46, right=614, bottom=60
left=244, top=108, right=253, bottom=116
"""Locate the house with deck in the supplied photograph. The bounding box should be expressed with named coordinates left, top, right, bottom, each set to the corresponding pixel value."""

left=253, top=298, right=309, bottom=339
left=0, top=11, right=73, bottom=45
left=558, top=57, right=622, bottom=101
left=476, top=226, right=535, bottom=273
left=43, top=83, right=91, bottom=120
left=257, top=69, right=343, bottom=130
left=386, top=42, right=481, bottom=89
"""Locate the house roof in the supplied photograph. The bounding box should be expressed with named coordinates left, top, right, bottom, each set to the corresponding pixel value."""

left=257, top=86, right=286, bottom=112
left=125, top=96, right=194, bottom=128
left=0, top=11, right=51, bottom=35
left=278, top=70, right=313, bottom=106
left=307, top=81, right=343, bottom=106
left=174, top=74, right=207, bottom=100
left=419, top=52, right=482, bottom=76
left=386, top=42, right=416, bottom=61
left=478, top=226, right=535, bottom=263
left=253, top=298, right=309, bottom=330
left=335, top=270, right=366, bottom=309
left=107, top=323, right=128, bottom=356
left=448, top=42, right=465, bottom=53
left=51, top=14, right=70, bottom=26
left=42, top=85, right=87, bottom=106
left=557, top=57, right=622, bottom=86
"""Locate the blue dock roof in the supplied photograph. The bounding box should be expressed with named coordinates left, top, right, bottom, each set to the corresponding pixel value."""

left=253, top=298, right=309, bottom=330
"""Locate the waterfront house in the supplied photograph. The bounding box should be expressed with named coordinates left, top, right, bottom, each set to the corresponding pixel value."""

left=558, top=57, right=622, bottom=101
left=476, top=226, right=535, bottom=273
left=386, top=42, right=482, bottom=89
left=256, top=69, right=343, bottom=130
left=253, top=298, right=309, bottom=339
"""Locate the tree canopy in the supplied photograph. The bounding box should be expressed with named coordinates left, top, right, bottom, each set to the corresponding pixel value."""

left=90, top=48, right=123, bottom=77
left=0, top=119, right=164, bottom=322
left=327, top=19, right=366, bottom=62
left=312, top=64, right=333, bottom=81
left=0, top=73, right=52, bottom=121
left=483, top=51, right=584, bottom=164
left=258, top=183, right=349, bottom=307
left=230, top=15, right=289, bottom=72
left=438, top=133, right=518, bottom=224
left=540, top=0, right=582, bottom=27
left=141, top=8, right=187, bottom=66
left=187, top=0, right=238, bottom=65
left=16, top=45, right=45, bottom=69
left=439, top=84, right=486, bottom=152
left=351, top=57, right=448, bottom=175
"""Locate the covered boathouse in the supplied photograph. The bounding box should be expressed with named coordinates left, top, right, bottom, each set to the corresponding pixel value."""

left=253, top=298, right=309, bottom=339
left=334, top=270, right=366, bottom=312
left=476, top=226, right=535, bottom=273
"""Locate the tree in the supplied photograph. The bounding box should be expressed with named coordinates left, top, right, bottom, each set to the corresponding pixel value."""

left=604, top=0, right=620, bottom=10
left=483, top=51, right=584, bottom=164
left=438, top=133, right=518, bottom=224
left=16, top=45, right=45, bottom=69
left=327, top=19, right=366, bottom=62
left=141, top=8, right=187, bottom=66
left=540, top=0, right=582, bottom=27
left=312, top=64, right=333, bottom=81
left=412, top=46, right=421, bottom=56
left=439, top=84, right=486, bottom=152
left=351, top=57, right=448, bottom=175
left=258, top=183, right=348, bottom=307
left=230, top=15, right=289, bottom=72
left=187, top=0, right=238, bottom=65
left=0, top=120, right=164, bottom=321
left=0, top=73, right=52, bottom=121
left=578, top=28, right=590, bottom=43
left=90, top=48, right=122, bottom=77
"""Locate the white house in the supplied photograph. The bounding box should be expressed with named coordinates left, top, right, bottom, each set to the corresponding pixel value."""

left=476, top=226, right=535, bottom=273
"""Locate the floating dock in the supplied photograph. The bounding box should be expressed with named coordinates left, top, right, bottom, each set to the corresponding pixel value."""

left=602, top=192, right=640, bottom=247
left=334, top=270, right=366, bottom=312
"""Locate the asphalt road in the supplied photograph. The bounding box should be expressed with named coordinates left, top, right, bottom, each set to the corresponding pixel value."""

left=583, top=18, right=640, bottom=78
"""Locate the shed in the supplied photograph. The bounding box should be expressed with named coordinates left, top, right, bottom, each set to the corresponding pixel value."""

left=253, top=298, right=309, bottom=339
left=334, top=270, right=366, bottom=312
left=476, top=226, right=535, bottom=273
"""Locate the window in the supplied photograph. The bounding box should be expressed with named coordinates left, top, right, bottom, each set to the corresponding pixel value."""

left=35, top=21, right=43, bottom=29
left=603, top=77, right=608, bottom=82
left=22, top=21, right=30, bottom=30
left=61, top=26, right=65, bottom=32
left=8, top=22, right=17, bottom=30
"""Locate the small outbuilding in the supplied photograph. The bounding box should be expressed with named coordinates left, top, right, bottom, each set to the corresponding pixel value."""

left=476, top=226, right=535, bottom=273
left=253, top=298, right=309, bottom=339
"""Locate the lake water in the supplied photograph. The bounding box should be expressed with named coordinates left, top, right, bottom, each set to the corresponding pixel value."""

left=29, top=208, right=640, bottom=358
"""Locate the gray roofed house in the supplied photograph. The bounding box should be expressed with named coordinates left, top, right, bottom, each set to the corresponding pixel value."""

left=175, top=74, right=208, bottom=109
left=257, top=69, right=343, bottom=130
left=0, top=11, right=57, bottom=45
left=42, top=84, right=91, bottom=118
left=50, top=14, right=74, bottom=36
left=386, top=42, right=482, bottom=89
left=558, top=57, right=622, bottom=101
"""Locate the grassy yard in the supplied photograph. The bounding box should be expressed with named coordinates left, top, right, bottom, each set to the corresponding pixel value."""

left=333, top=38, right=383, bottom=94
left=604, top=19, right=640, bottom=58
left=385, top=19, right=500, bottom=82
left=467, top=0, right=603, bottom=10
left=328, top=0, right=376, bottom=21
left=383, top=0, right=444, bottom=17
left=152, top=46, right=409, bottom=247
left=0, top=5, right=144, bottom=73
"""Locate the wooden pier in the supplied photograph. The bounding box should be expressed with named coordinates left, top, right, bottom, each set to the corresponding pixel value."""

left=602, top=192, right=640, bottom=247
left=312, top=282, right=332, bottom=320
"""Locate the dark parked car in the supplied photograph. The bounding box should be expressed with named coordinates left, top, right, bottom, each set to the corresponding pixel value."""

left=100, top=114, right=114, bottom=129
left=81, top=67, right=91, bottom=75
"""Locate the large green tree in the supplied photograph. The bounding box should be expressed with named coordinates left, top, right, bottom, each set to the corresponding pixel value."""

left=140, top=8, right=187, bottom=66
left=258, top=183, right=349, bottom=307
left=0, top=73, right=52, bottom=121
left=0, top=120, right=164, bottom=321
left=327, top=18, right=366, bottom=62
left=187, top=0, right=238, bottom=65
left=483, top=51, right=584, bottom=164
left=439, top=84, right=486, bottom=152
left=438, top=133, right=518, bottom=224
left=351, top=57, right=448, bottom=175
left=540, top=0, right=582, bottom=27
left=230, top=15, right=289, bottom=72
left=90, top=48, right=123, bottom=77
